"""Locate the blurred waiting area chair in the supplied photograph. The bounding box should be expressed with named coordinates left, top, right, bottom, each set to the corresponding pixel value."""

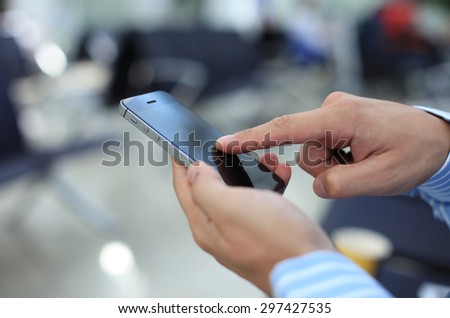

left=105, top=29, right=262, bottom=106
left=0, top=35, right=119, bottom=237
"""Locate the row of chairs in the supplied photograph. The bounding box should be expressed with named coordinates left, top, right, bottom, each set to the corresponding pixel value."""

left=0, top=35, right=119, bottom=238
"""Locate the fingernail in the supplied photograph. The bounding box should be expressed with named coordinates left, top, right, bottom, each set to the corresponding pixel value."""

left=188, top=163, right=200, bottom=184
left=216, top=135, right=234, bottom=149
left=315, top=179, right=329, bottom=198
left=172, top=158, right=184, bottom=166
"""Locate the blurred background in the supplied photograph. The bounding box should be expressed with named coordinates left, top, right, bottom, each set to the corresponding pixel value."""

left=1, top=0, right=450, bottom=297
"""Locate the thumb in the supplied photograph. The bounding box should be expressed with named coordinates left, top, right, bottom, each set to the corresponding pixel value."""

left=188, top=162, right=232, bottom=221
left=187, top=161, right=222, bottom=185
left=188, top=162, right=262, bottom=225
left=313, top=153, right=397, bottom=198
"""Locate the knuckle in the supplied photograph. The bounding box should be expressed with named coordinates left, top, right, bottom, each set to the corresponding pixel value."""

left=238, top=127, right=255, bottom=140
left=324, top=91, right=348, bottom=105
left=192, top=232, right=210, bottom=252
left=235, top=128, right=249, bottom=140
left=236, top=128, right=259, bottom=149
left=324, top=91, right=362, bottom=111
left=271, top=114, right=293, bottom=130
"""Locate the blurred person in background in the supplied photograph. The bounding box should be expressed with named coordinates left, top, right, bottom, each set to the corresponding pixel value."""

left=285, top=0, right=330, bottom=67
left=359, top=0, right=441, bottom=81
left=173, top=92, right=450, bottom=297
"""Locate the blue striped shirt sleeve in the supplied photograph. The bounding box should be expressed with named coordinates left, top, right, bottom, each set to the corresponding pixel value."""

left=270, top=251, right=392, bottom=298
left=407, top=106, right=450, bottom=227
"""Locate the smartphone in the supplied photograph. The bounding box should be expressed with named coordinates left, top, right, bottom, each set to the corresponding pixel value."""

left=119, top=91, right=286, bottom=193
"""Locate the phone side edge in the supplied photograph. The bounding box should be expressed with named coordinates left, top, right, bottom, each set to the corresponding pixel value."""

left=119, top=100, right=193, bottom=167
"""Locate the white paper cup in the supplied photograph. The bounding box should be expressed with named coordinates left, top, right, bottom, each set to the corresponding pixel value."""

left=331, top=227, right=394, bottom=275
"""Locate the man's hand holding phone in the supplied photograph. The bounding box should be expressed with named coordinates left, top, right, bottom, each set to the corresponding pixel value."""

left=172, top=156, right=334, bottom=295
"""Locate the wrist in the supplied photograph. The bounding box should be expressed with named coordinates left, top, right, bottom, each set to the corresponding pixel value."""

left=425, top=111, right=450, bottom=151
left=411, top=111, right=450, bottom=188
left=414, top=106, right=450, bottom=152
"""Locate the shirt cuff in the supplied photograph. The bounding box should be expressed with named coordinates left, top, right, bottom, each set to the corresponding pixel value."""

left=415, top=152, right=450, bottom=204
left=407, top=106, right=450, bottom=224
left=270, top=251, right=392, bottom=298
left=407, top=154, right=450, bottom=225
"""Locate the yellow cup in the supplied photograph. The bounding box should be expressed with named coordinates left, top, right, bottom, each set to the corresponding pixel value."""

left=331, top=227, right=393, bottom=275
